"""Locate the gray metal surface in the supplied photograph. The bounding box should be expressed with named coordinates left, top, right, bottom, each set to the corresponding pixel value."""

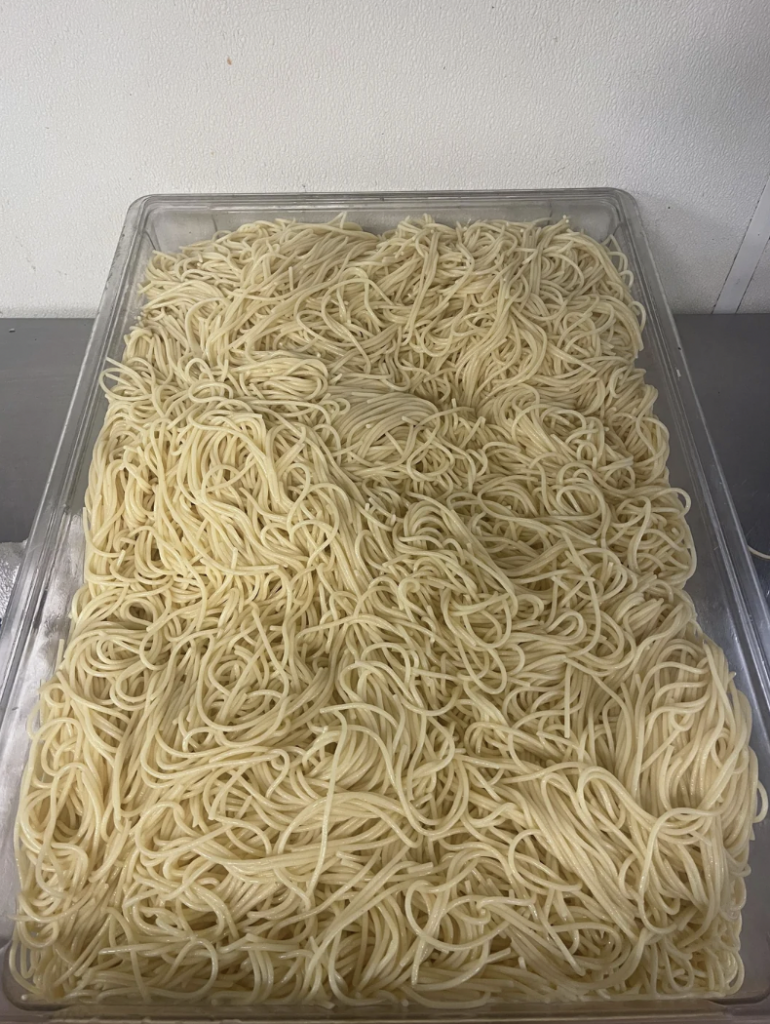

left=0, top=319, right=92, bottom=542
left=676, top=314, right=770, bottom=602
left=0, top=315, right=768, bottom=615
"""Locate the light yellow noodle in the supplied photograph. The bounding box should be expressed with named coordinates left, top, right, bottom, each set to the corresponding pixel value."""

left=12, top=216, right=766, bottom=1007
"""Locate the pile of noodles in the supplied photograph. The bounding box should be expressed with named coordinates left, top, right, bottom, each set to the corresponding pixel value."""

left=13, top=217, right=766, bottom=1006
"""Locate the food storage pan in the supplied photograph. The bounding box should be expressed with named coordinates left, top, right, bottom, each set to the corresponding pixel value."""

left=0, top=189, right=768, bottom=1023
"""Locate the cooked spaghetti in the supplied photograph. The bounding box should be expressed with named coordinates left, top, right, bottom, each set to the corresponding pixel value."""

left=12, top=217, right=766, bottom=1005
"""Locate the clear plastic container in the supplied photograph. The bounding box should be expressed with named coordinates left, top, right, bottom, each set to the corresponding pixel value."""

left=0, top=189, right=769, bottom=1023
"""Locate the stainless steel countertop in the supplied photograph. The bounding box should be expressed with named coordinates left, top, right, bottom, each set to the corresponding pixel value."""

left=2, top=316, right=769, bottom=602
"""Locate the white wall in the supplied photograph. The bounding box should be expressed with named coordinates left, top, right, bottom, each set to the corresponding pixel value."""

left=2, top=0, right=769, bottom=315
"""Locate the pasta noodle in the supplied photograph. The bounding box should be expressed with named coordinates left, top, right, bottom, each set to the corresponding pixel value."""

left=12, top=216, right=766, bottom=1006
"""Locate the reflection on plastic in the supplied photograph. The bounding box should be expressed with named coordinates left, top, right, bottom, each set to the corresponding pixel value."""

left=0, top=543, right=23, bottom=629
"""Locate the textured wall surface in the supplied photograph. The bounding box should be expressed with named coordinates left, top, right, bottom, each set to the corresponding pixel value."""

left=2, top=0, right=769, bottom=315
